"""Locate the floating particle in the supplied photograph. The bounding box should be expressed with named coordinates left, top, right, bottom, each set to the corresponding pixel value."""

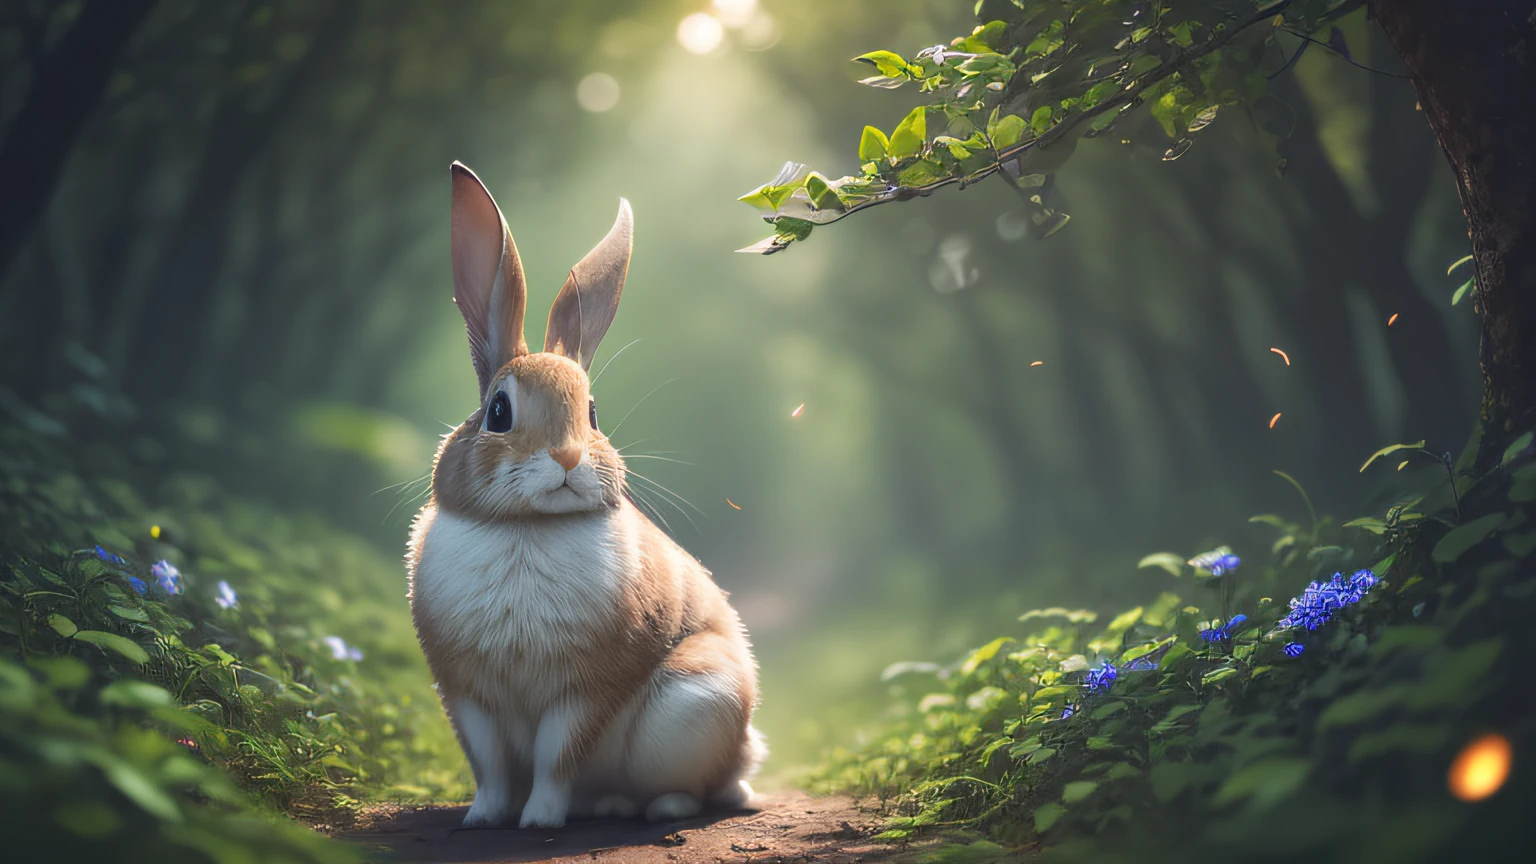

left=1448, top=733, right=1511, bottom=802
left=1030, top=361, right=1044, bottom=367
left=1269, top=412, right=1282, bottom=429
left=726, top=498, right=742, bottom=510
left=215, top=580, right=238, bottom=610
left=790, top=403, right=805, bottom=418
left=1269, top=347, right=1291, bottom=366
left=1387, top=313, right=1400, bottom=326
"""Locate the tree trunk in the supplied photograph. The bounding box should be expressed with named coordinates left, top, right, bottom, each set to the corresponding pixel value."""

left=0, top=0, right=157, bottom=283
left=1375, top=0, right=1536, bottom=465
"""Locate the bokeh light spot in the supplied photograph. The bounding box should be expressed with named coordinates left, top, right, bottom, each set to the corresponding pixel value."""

left=575, top=72, right=620, bottom=113
left=677, top=13, right=724, bottom=54
left=712, top=0, right=757, bottom=28
left=1448, top=733, right=1512, bottom=802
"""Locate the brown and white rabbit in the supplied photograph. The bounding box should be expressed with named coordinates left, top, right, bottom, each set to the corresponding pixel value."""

left=406, top=163, right=764, bottom=829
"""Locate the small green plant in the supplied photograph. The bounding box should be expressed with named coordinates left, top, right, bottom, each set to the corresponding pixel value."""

left=815, top=429, right=1536, bottom=860
left=737, top=0, right=1364, bottom=253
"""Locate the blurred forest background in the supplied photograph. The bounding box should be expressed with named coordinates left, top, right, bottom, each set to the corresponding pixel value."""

left=0, top=0, right=1479, bottom=779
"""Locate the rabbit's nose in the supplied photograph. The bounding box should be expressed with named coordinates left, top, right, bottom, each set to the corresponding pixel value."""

left=549, top=445, right=583, bottom=472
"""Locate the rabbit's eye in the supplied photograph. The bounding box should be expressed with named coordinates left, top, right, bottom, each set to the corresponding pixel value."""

left=485, top=391, right=513, bottom=433
left=588, top=398, right=598, bottom=431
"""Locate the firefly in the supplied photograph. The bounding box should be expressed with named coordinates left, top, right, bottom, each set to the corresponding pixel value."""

left=726, top=498, right=742, bottom=510
left=1030, top=361, right=1044, bottom=367
left=1387, top=313, right=1400, bottom=326
left=1269, top=412, right=1282, bottom=429
left=791, top=403, right=805, bottom=418
left=1269, top=347, right=1291, bottom=366
left=1448, top=733, right=1512, bottom=802
left=150, top=525, right=161, bottom=539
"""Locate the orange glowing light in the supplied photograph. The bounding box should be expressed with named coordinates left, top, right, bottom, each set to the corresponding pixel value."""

left=1387, top=313, right=1400, bottom=327
left=1269, top=412, right=1282, bottom=429
left=726, top=498, right=742, bottom=511
left=790, top=403, right=805, bottom=418
left=1448, top=733, right=1511, bottom=802
left=1269, top=347, right=1291, bottom=366
left=1030, top=361, right=1044, bottom=367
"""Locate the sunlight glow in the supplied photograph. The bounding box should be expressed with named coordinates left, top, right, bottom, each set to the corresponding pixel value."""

left=576, top=73, right=621, bottom=112
left=677, top=13, right=724, bottom=54
left=712, top=0, right=757, bottom=28
left=1449, top=733, right=1511, bottom=802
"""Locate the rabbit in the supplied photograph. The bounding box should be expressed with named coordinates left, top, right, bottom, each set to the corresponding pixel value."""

left=406, top=162, right=765, bottom=830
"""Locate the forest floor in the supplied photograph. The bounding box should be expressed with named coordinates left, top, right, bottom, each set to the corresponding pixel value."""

left=337, top=792, right=928, bottom=864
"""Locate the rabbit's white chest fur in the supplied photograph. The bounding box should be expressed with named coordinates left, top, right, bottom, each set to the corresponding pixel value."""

left=411, top=504, right=637, bottom=723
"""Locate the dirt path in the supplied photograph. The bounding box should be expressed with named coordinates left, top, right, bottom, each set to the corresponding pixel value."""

left=339, top=792, right=922, bottom=864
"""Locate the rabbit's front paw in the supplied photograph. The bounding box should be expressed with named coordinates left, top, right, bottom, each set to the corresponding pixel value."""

left=519, top=783, right=570, bottom=828
left=461, top=788, right=513, bottom=828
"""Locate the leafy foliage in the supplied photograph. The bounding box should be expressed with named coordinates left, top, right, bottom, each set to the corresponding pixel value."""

left=0, top=403, right=466, bottom=859
left=737, top=0, right=1364, bottom=253
left=813, top=425, right=1536, bottom=860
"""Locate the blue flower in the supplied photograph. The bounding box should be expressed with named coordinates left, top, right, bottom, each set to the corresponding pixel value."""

left=214, top=580, right=238, bottom=609
left=1059, top=704, right=1076, bottom=720
left=323, top=636, right=363, bottom=662
left=93, top=545, right=125, bottom=566
left=1083, top=659, right=1118, bottom=693
left=151, top=560, right=183, bottom=595
left=1199, top=614, right=1249, bottom=644
left=1188, top=547, right=1241, bottom=576
left=1283, top=642, right=1305, bottom=658
left=126, top=576, right=148, bottom=596
left=1277, top=570, right=1378, bottom=632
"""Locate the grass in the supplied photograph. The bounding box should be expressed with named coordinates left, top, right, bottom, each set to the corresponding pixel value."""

left=0, top=399, right=467, bottom=862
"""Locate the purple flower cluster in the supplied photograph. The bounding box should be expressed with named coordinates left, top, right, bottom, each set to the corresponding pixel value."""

left=1059, top=704, right=1076, bottom=720
left=1083, top=659, right=1118, bottom=693
left=323, top=636, right=364, bottom=662
left=1188, top=547, right=1241, bottom=576
left=151, top=560, right=184, bottom=595
left=93, top=545, right=125, bottom=566
left=1277, top=570, right=1378, bottom=632
left=1199, top=613, right=1249, bottom=644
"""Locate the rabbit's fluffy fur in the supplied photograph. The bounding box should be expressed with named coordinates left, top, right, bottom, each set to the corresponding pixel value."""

left=406, top=163, right=763, bottom=829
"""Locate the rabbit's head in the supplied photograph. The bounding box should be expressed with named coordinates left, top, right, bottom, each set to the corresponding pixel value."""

left=431, top=162, right=632, bottom=520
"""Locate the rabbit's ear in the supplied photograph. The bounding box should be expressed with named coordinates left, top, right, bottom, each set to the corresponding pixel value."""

left=451, top=161, right=528, bottom=397
left=544, top=198, right=633, bottom=370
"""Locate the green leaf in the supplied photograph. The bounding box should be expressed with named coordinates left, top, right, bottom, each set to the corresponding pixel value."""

left=1211, top=758, right=1310, bottom=810
left=1342, top=517, right=1389, bottom=535
left=1029, top=106, right=1054, bottom=136
left=855, top=50, right=914, bottom=78
left=1504, top=531, right=1536, bottom=558
left=961, top=637, right=1012, bottom=674
left=1359, top=440, right=1427, bottom=472
left=101, top=759, right=181, bottom=822
left=1201, top=666, right=1238, bottom=686
left=989, top=114, right=1027, bottom=150
left=1061, top=781, right=1098, bottom=803
left=772, top=216, right=814, bottom=242
left=48, top=613, right=78, bottom=638
left=1091, top=701, right=1126, bottom=720
left=1451, top=277, right=1475, bottom=306
left=888, top=106, right=929, bottom=159
left=72, top=630, right=149, bottom=665
left=1028, top=747, right=1057, bottom=765
left=99, top=680, right=175, bottom=710
left=1502, top=432, right=1533, bottom=466
left=1019, top=607, right=1098, bottom=624
left=1512, top=464, right=1536, bottom=503
left=1432, top=513, right=1507, bottom=563
left=1247, top=513, right=1290, bottom=529
left=858, top=126, right=889, bottom=161
left=1033, top=801, right=1067, bottom=833
left=1137, top=552, right=1184, bottom=577
left=1446, top=254, right=1475, bottom=275
left=1158, top=643, right=1194, bottom=671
